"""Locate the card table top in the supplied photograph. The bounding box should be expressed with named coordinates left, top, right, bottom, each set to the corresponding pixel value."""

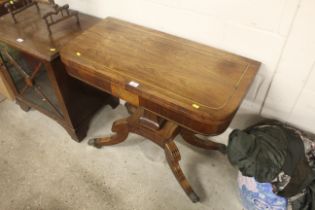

left=60, top=17, right=260, bottom=135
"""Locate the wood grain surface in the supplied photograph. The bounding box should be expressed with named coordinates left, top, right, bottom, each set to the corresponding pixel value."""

left=61, top=17, right=260, bottom=135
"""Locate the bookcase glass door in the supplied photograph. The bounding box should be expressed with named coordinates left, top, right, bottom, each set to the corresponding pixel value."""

left=0, top=42, right=63, bottom=118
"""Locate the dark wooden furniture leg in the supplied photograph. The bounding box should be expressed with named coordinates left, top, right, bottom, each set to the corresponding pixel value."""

left=165, top=140, right=200, bottom=202
left=88, top=105, right=142, bottom=148
left=89, top=107, right=200, bottom=202
left=181, top=129, right=227, bottom=154
left=17, top=99, right=31, bottom=112
left=88, top=118, right=129, bottom=148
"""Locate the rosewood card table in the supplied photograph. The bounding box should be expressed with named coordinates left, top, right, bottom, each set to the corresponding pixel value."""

left=60, top=17, right=260, bottom=202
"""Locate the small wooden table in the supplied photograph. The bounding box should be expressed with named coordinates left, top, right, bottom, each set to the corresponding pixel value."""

left=60, top=17, right=260, bottom=202
left=0, top=5, right=118, bottom=141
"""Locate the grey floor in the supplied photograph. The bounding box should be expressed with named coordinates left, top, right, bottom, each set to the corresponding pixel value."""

left=0, top=97, right=259, bottom=210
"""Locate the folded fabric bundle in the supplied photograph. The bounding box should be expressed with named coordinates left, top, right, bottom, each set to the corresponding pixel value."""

left=227, top=120, right=315, bottom=210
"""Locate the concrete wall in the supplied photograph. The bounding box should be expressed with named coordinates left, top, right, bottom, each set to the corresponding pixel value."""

left=55, top=0, right=315, bottom=133
left=262, top=0, right=315, bottom=133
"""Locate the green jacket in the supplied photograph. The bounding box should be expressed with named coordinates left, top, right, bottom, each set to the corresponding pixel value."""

left=227, top=121, right=315, bottom=210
